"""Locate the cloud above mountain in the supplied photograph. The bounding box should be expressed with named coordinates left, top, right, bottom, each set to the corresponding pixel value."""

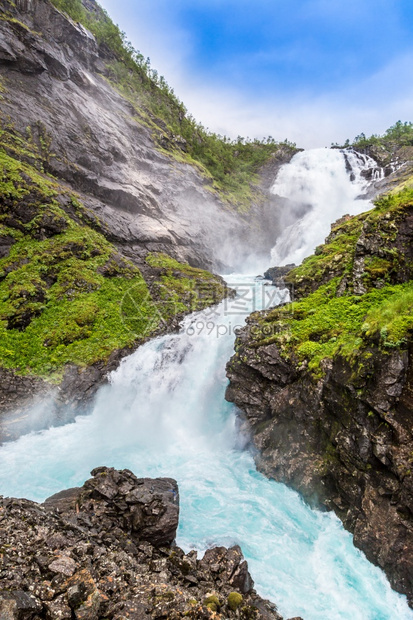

left=99, top=0, right=413, bottom=147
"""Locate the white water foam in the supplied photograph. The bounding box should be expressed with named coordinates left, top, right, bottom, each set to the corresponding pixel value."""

left=270, top=148, right=377, bottom=266
left=0, top=277, right=411, bottom=620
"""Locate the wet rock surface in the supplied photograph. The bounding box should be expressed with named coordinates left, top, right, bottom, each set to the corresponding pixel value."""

left=263, top=265, right=295, bottom=290
left=227, top=340, right=413, bottom=605
left=0, top=349, right=135, bottom=444
left=0, top=467, right=292, bottom=620
left=352, top=144, right=413, bottom=199
left=0, top=0, right=294, bottom=274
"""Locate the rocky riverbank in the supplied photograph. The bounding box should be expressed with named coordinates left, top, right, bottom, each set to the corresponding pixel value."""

left=0, top=466, right=298, bottom=620
left=226, top=188, right=413, bottom=605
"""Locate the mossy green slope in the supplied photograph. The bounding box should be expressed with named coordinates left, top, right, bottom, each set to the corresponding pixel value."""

left=285, top=188, right=413, bottom=294
left=0, top=149, right=228, bottom=380
left=247, top=189, right=413, bottom=377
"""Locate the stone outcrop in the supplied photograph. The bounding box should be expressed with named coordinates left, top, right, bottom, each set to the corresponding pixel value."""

left=44, top=467, right=180, bottom=548
left=226, top=193, right=413, bottom=606
left=227, top=339, right=413, bottom=605
left=0, top=467, right=294, bottom=620
left=263, top=265, right=295, bottom=289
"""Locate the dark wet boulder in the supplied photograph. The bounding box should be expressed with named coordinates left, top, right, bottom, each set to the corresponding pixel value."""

left=263, top=264, right=296, bottom=287
left=44, top=466, right=180, bottom=547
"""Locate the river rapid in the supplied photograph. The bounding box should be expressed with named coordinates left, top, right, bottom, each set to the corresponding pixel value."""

left=0, top=149, right=411, bottom=619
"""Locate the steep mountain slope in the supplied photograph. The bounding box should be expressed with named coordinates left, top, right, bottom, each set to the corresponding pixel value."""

left=226, top=189, right=413, bottom=605
left=0, top=143, right=230, bottom=437
left=0, top=0, right=298, bottom=427
left=0, top=0, right=296, bottom=273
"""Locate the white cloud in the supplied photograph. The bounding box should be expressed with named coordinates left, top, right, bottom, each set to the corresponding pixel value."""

left=98, top=0, right=413, bottom=148
left=171, top=56, right=413, bottom=148
left=165, top=44, right=413, bottom=148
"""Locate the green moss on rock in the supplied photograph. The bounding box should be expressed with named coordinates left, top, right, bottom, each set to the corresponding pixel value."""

left=285, top=188, right=413, bottom=297
left=145, top=251, right=228, bottom=316
left=204, top=594, right=220, bottom=612
left=250, top=190, right=413, bottom=377
left=227, top=592, right=243, bottom=610
left=0, top=149, right=227, bottom=380
left=254, top=279, right=412, bottom=377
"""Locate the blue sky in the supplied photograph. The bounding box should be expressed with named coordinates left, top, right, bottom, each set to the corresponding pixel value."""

left=98, top=0, right=413, bottom=148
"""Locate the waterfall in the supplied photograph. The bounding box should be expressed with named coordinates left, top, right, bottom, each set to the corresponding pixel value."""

left=269, top=148, right=379, bottom=266
left=0, top=276, right=411, bottom=620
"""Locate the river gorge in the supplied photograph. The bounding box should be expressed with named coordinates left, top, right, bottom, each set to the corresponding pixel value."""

left=1, top=149, right=412, bottom=619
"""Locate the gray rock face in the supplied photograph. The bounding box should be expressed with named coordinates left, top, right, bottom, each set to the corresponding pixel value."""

left=0, top=467, right=288, bottom=619
left=225, top=206, right=413, bottom=607
left=226, top=328, right=413, bottom=607
left=0, top=0, right=294, bottom=273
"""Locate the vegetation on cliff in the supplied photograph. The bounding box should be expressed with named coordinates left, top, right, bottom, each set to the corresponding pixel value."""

left=0, top=139, right=227, bottom=380
left=333, top=121, right=413, bottom=181
left=351, top=121, right=413, bottom=150
left=247, top=189, right=413, bottom=377
left=332, top=120, right=413, bottom=152
left=49, top=0, right=296, bottom=209
left=226, top=189, right=413, bottom=607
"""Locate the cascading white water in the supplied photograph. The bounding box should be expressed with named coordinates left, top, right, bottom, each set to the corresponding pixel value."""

left=343, top=149, right=384, bottom=182
left=0, top=276, right=411, bottom=619
left=270, top=148, right=378, bottom=266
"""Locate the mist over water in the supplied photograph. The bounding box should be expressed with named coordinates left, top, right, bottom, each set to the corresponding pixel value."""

left=270, top=148, right=376, bottom=266
left=0, top=152, right=412, bottom=619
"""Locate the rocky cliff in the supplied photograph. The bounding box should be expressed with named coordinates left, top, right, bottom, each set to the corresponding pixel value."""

left=0, top=139, right=232, bottom=437
left=0, top=0, right=296, bottom=273
left=0, top=466, right=297, bottom=620
left=226, top=188, right=413, bottom=605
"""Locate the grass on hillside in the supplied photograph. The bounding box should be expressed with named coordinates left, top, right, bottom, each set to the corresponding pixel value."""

left=249, top=280, right=413, bottom=378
